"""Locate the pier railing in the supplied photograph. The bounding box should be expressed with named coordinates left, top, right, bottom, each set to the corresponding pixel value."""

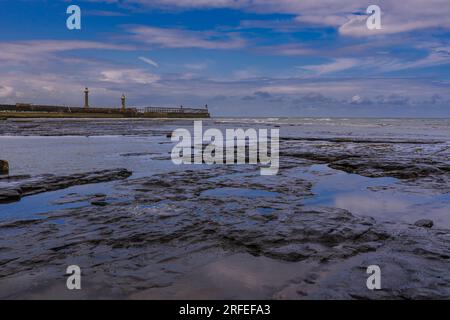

left=139, top=107, right=209, bottom=114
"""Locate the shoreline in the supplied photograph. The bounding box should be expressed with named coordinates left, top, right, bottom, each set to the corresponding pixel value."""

left=0, top=118, right=449, bottom=299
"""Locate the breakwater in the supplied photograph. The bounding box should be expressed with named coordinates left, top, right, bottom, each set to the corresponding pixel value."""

left=0, top=104, right=210, bottom=119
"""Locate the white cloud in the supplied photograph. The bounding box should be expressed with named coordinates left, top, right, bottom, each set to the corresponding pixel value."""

left=139, top=56, right=159, bottom=67
left=116, top=0, right=450, bottom=36
left=0, top=85, right=14, bottom=98
left=295, top=14, right=350, bottom=27
left=301, top=58, right=359, bottom=75
left=350, top=95, right=362, bottom=104
left=127, top=26, right=246, bottom=49
left=338, top=13, right=450, bottom=37
left=0, top=40, right=134, bottom=64
left=100, top=69, right=160, bottom=84
left=257, top=44, right=314, bottom=56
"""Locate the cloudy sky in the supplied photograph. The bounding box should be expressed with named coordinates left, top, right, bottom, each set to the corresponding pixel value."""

left=0, top=0, right=449, bottom=117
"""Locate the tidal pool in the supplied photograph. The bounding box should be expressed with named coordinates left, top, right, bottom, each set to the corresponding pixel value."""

left=302, top=165, right=450, bottom=228
left=0, top=181, right=123, bottom=221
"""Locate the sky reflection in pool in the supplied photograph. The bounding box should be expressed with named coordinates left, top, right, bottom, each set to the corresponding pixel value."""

left=303, top=165, right=450, bottom=228
left=0, top=182, right=120, bottom=221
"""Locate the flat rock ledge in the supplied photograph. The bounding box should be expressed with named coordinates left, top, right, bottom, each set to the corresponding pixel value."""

left=0, top=168, right=132, bottom=203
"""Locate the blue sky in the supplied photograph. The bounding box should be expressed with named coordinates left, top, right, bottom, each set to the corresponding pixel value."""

left=0, top=0, right=449, bottom=117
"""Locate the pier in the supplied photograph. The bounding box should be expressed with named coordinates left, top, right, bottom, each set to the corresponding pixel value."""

left=0, top=88, right=210, bottom=119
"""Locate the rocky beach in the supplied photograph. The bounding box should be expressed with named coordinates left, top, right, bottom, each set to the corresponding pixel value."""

left=0, top=118, right=449, bottom=299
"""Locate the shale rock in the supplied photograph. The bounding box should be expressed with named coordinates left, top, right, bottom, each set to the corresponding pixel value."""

left=0, top=160, right=9, bottom=175
left=414, top=219, right=434, bottom=228
left=0, top=168, right=132, bottom=204
left=0, top=188, right=21, bottom=203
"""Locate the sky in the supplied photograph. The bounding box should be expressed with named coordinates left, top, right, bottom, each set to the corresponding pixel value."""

left=0, top=0, right=449, bottom=117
